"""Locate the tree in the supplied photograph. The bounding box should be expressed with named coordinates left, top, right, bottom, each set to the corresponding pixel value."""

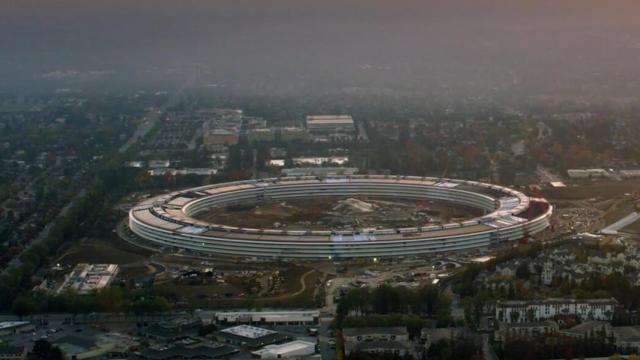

left=11, top=295, right=38, bottom=319
left=32, top=339, right=52, bottom=359
left=48, top=347, right=65, bottom=360
left=198, top=323, right=217, bottom=337
left=516, top=262, right=531, bottom=280
left=31, top=339, right=64, bottom=360
left=95, top=287, right=124, bottom=313
left=510, top=311, right=520, bottom=323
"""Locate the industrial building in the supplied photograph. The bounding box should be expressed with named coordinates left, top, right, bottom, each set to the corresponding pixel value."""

left=251, top=340, right=316, bottom=359
left=306, top=115, right=355, bottom=134
left=214, top=310, right=320, bottom=325
left=57, top=264, right=119, bottom=295
left=0, top=321, right=34, bottom=337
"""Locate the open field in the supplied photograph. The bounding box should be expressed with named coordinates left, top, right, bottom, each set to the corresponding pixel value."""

left=543, top=180, right=640, bottom=201
left=153, top=265, right=323, bottom=309
left=56, top=237, right=152, bottom=265
left=56, top=235, right=157, bottom=279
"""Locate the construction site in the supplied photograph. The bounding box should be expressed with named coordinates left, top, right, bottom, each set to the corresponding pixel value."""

left=192, top=197, right=484, bottom=231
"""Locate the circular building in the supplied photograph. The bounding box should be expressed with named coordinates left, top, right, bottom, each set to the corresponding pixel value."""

left=128, top=176, right=552, bottom=259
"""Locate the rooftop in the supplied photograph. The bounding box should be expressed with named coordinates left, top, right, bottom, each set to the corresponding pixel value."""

left=251, top=340, right=315, bottom=357
left=355, top=340, right=411, bottom=351
left=0, top=321, right=30, bottom=330
left=306, top=115, right=354, bottom=124
left=343, top=327, right=408, bottom=337
left=221, top=325, right=278, bottom=339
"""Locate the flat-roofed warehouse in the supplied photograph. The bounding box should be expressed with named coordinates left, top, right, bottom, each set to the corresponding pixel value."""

left=215, top=325, right=291, bottom=349
left=306, top=115, right=355, bottom=134
left=214, top=310, right=320, bottom=325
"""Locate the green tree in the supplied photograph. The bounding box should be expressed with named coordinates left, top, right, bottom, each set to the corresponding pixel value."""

left=11, top=295, right=38, bottom=319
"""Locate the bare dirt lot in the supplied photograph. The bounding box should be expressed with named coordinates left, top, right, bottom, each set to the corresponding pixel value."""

left=193, top=196, right=482, bottom=230
left=543, top=180, right=640, bottom=235
left=543, top=180, right=640, bottom=201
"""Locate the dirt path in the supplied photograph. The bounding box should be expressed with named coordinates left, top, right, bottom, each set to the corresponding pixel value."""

left=272, top=269, right=315, bottom=300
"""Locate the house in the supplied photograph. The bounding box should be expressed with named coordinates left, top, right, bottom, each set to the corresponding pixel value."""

left=0, top=321, right=34, bottom=337
left=351, top=341, right=414, bottom=357
left=0, top=346, right=26, bottom=360
left=541, top=262, right=554, bottom=285
left=612, top=326, right=640, bottom=354
left=495, top=321, right=559, bottom=342
left=560, top=321, right=612, bottom=339
left=141, top=319, right=202, bottom=342
left=496, top=298, right=618, bottom=323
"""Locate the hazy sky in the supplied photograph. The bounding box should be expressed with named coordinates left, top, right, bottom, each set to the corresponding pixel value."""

left=2, top=0, right=640, bottom=96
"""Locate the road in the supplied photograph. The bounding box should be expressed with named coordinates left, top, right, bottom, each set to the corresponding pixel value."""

left=323, top=277, right=354, bottom=314
left=118, top=111, right=160, bottom=154
left=119, top=72, right=198, bottom=155
left=482, top=334, right=499, bottom=360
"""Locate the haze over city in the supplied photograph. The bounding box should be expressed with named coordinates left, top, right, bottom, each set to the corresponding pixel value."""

left=3, top=0, right=640, bottom=100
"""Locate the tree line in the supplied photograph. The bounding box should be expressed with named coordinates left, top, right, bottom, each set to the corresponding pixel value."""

left=336, top=284, right=452, bottom=329
left=11, top=286, right=172, bottom=319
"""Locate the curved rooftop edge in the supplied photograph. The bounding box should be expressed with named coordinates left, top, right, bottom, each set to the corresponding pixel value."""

left=128, top=175, right=553, bottom=259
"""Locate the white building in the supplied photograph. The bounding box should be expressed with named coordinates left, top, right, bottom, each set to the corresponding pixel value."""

left=567, top=169, right=608, bottom=179
left=251, top=341, right=316, bottom=359
left=306, top=115, right=355, bottom=134
left=57, top=264, right=119, bottom=295
left=495, top=321, right=559, bottom=342
left=0, top=321, right=34, bottom=337
left=496, top=298, right=617, bottom=323
left=292, top=156, right=349, bottom=166
left=214, top=310, right=320, bottom=325
left=215, top=325, right=289, bottom=349
left=620, top=170, right=640, bottom=179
